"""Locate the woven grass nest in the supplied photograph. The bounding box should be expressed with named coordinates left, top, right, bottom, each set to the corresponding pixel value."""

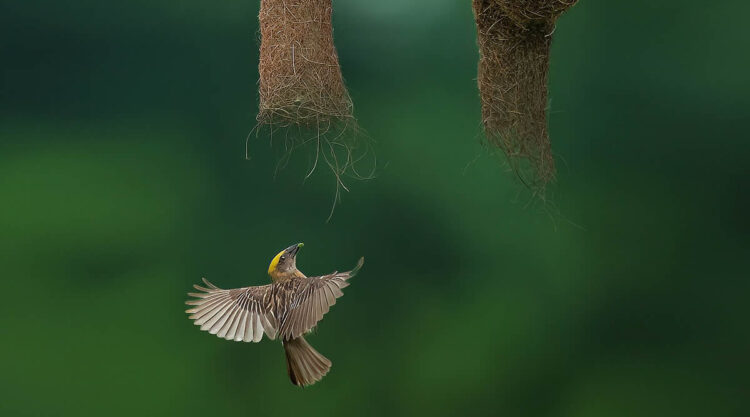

left=473, top=0, right=578, bottom=196
left=254, top=0, right=372, bottom=210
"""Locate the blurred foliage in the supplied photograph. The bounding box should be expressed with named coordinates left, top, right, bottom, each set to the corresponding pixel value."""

left=1, top=1, right=748, bottom=416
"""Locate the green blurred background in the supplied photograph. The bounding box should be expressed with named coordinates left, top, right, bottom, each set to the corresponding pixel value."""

left=2, top=1, right=748, bottom=416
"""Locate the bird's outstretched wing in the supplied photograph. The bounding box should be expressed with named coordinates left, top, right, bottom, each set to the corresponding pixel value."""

left=186, top=280, right=278, bottom=342
left=277, top=257, right=364, bottom=340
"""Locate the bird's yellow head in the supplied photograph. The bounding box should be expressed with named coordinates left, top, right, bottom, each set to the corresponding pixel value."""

left=268, top=243, right=303, bottom=281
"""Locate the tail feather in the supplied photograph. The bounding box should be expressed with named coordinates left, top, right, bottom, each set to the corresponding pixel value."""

left=283, top=336, right=332, bottom=387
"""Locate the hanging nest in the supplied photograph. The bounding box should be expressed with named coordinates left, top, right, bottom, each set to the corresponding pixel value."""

left=253, top=0, right=372, bottom=211
left=473, top=0, right=577, bottom=196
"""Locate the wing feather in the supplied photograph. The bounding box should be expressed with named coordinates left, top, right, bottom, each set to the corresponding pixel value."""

left=225, top=306, right=241, bottom=340
left=234, top=309, right=248, bottom=342
left=203, top=301, right=232, bottom=332
left=202, top=278, right=219, bottom=289
left=216, top=305, right=235, bottom=338
left=229, top=294, right=250, bottom=341
left=187, top=295, right=225, bottom=317
left=250, top=311, right=255, bottom=342
left=194, top=296, right=230, bottom=326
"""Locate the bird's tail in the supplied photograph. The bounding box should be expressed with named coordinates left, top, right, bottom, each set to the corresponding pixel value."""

left=283, top=336, right=332, bottom=387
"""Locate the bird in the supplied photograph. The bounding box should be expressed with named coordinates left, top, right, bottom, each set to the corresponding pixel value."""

left=185, top=243, right=363, bottom=387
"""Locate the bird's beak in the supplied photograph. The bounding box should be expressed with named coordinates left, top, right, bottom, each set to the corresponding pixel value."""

left=285, top=243, right=303, bottom=257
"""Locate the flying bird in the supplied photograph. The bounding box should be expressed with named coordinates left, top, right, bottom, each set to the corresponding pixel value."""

left=185, top=243, right=363, bottom=387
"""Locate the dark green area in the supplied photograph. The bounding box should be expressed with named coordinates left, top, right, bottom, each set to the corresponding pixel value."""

left=1, top=1, right=748, bottom=416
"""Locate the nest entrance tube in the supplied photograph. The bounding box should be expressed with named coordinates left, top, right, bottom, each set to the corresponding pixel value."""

left=254, top=0, right=371, bottom=216
left=473, top=0, right=578, bottom=195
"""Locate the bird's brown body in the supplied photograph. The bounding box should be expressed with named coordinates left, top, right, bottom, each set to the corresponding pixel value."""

left=186, top=243, right=363, bottom=386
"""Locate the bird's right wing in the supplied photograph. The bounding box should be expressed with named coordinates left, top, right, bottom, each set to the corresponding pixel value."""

left=186, top=279, right=278, bottom=342
left=277, top=257, right=364, bottom=340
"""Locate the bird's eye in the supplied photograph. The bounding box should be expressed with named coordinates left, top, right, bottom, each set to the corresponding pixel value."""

left=280, top=256, right=286, bottom=261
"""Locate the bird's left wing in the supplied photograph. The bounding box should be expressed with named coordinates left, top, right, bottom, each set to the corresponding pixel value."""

left=277, top=257, right=364, bottom=340
left=186, top=279, right=278, bottom=342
